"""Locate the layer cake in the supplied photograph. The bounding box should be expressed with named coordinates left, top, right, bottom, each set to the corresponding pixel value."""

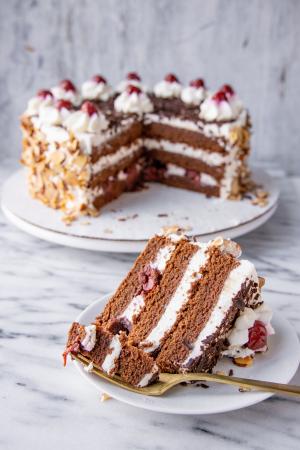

left=21, top=73, right=252, bottom=222
left=64, top=234, right=274, bottom=386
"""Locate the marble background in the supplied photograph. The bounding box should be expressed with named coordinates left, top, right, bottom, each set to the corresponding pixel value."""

left=1, top=160, right=300, bottom=449
left=0, top=0, right=300, bottom=174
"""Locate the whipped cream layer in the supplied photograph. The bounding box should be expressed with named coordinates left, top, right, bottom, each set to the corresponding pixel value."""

left=142, top=243, right=210, bottom=353
left=144, top=138, right=227, bottom=166
left=81, top=325, right=97, bottom=352
left=182, top=260, right=260, bottom=368
left=137, top=364, right=159, bottom=387
left=101, top=335, right=122, bottom=374
left=92, top=138, right=142, bottom=175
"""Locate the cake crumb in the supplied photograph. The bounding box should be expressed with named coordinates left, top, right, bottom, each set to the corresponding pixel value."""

left=100, top=393, right=112, bottom=402
left=104, top=228, right=113, bottom=234
left=81, top=221, right=91, bottom=226
left=199, top=383, right=209, bottom=389
left=229, top=369, right=234, bottom=376
left=157, top=213, right=168, bottom=217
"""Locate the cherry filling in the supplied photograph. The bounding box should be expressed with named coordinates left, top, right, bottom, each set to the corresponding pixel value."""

left=125, top=164, right=140, bottom=190
left=164, top=73, right=180, bottom=83
left=126, top=84, right=142, bottom=95
left=59, top=79, right=76, bottom=92
left=91, top=74, right=107, bottom=84
left=62, top=341, right=80, bottom=366
left=247, top=320, right=267, bottom=351
left=186, top=169, right=200, bottom=186
left=189, top=78, right=205, bottom=89
left=56, top=99, right=73, bottom=111
left=37, top=89, right=53, bottom=99
left=81, top=100, right=98, bottom=116
left=138, top=265, right=161, bottom=294
left=126, top=72, right=141, bottom=81
left=143, top=161, right=166, bottom=182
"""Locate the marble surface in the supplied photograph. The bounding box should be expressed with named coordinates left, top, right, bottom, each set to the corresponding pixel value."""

left=1, top=0, right=300, bottom=175
left=1, top=159, right=300, bottom=450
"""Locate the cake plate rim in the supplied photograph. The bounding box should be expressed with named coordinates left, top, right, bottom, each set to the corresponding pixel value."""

left=71, top=294, right=300, bottom=415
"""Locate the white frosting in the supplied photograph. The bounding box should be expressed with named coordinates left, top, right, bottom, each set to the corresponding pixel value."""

left=38, top=105, right=71, bottom=126
left=154, top=80, right=182, bottom=98
left=181, top=86, right=206, bottom=105
left=200, top=172, right=218, bottom=187
left=182, top=260, right=259, bottom=367
left=51, top=85, right=81, bottom=105
left=200, top=94, right=244, bottom=122
left=222, top=304, right=274, bottom=358
left=101, top=335, right=122, bottom=374
left=144, top=138, right=226, bottom=166
left=142, top=244, right=209, bottom=352
left=31, top=118, right=70, bottom=143
left=25, top=94, right=54, bottom=116
left=150, top=244, right=176, bottom=272
left=92, top=139, right=142, bottom=174
left=81, top=80, right=113, bottom=101
left=81, top=325, right=97, bottom=352
left=166, top=163, right=186, bottom=177
left=114, top=91, right=153, bottom=114
left=121, top=294, right=145, bottom=323
left=64, top=110, right=109, bottom=134
left=137, top=364, right=159, bottom=387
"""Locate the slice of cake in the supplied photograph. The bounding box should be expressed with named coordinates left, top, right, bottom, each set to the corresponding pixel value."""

left=64, top=234, right=273, bottom=386
left=21, top=72, right=254, bottom=223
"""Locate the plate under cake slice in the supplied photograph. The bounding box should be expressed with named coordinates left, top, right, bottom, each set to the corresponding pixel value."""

left=63, top=234, right=274, bottom=386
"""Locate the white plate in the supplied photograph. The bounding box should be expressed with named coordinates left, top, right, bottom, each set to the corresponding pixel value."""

left=2, top=168, right=279, bottom=253
left=73, top=294, right=299, bottom=415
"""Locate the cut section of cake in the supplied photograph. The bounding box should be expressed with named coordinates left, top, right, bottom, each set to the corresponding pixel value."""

left=64, top=234, right=274, bottom=386
left=21, top=73, right=255, bottom=223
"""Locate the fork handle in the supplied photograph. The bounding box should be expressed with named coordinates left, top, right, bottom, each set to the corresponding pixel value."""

left=178, top=373, right=300, bottom=397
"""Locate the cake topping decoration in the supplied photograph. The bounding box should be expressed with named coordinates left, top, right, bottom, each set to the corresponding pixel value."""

left=64, top=101, right=109, bottom=134
left=116, top=72, right=145, bottom=92
left=81, top=100, right=98, bottom=116
left=56, top=99, right=73, bottom=111
left=200, top=84, right=244, bottom=121
left=37, top=89, right=54, bottom=100
left=25, top=89, right=55, bottom=116
left=82, top=75, right=113, bottom=101
left=59, top=79, right=76, bottom=92
left=154, top=73, right=182, bottom=98
left=114, top=85, right=153, bottom=114
left=127, top=72, right=141, bottom=81
left=181, top=78, right=206, bottom=105
left=51, top=79, right=81, bottom=105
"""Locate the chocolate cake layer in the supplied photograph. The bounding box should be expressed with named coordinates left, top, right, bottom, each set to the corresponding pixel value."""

left=91, top=121, right=142, bottom=162
left=160, top=174, right=220, bottom=198
left=146, top=148, right=225, bottom=179
left=97, top=235, right=177, bottom=328
left=144, top=122, right=226, bottom=153
left=128, top=239, right=200, bottom=348
left=155, top=247, right=238, bottom=372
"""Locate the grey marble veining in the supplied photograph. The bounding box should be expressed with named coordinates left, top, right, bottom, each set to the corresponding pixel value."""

left=0, top=0, right=300, bottom=175
left=0, top=159, right=300, bottom=450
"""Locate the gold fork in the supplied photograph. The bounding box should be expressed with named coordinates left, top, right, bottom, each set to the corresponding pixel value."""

left=74, top=354, right=300, bottom=397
